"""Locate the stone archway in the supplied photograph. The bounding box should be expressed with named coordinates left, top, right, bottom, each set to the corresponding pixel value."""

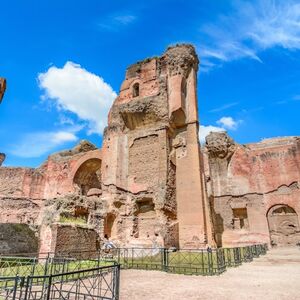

left=267, top=204, right=300, bottom=246
left=73, top=158, right=102, bottom=196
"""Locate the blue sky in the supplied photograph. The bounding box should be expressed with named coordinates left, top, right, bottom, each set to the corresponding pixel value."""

left=1, top=0, right=300, bottom=167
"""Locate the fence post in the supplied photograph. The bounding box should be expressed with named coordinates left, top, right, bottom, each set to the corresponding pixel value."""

left=216, top=249, right=220, bottom=274
left=114, top=264, right=121, bottom=300
left=208, top=250, right=213, bottom=275
left=31, top=257, right=37, bottom=276
left=44, top=253, right=49, bottom=276
left=46, top=275, right=53, bottom=300
left=23, top=276, right=31, bottom=300
left=12, top=275, right=19, bottom=300
left=162, top=248, right=168, bottom=272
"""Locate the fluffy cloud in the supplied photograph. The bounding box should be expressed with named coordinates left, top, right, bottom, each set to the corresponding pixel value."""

left=38, top=62, right=117, bottom=135
left=199, top=125, right=225, bottom=144
left=199, top=0, right=300, bottom=70
left=9, top=129, right=79, bottom=158
left=200, top=116, right=242, bottom=143
left=217, top=116, right=240, bottom=130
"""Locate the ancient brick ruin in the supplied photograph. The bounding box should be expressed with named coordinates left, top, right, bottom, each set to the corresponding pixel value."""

left=204, top=132, right=300, bottom=247
left=0, top=45, right=299, bottom=254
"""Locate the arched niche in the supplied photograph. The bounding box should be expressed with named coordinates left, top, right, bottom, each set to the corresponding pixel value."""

left=267, top=204, right=300, bottom=246
left=132, top=82, right=140, bottom=97
left=73, top=158, right=102, bottom=196
left=103, top=213, right=117, bottom=238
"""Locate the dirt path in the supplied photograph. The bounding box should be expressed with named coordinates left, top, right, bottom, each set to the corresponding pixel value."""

left=120, top=247, right=300, bottom=300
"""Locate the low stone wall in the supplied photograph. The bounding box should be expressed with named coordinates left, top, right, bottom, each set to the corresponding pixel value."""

left=39, top=224, right=99, bottom=258
left=0, top=224, right=39, bottom=255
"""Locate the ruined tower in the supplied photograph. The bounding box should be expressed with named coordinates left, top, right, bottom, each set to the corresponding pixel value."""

left=0, top=78, right=6, bottom=104
left=101, top=44, right=214, bottom=248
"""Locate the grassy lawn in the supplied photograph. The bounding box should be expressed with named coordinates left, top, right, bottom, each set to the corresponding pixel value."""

left=102, top=249, right=223, bottom=275
left=0, top=258, right=112, bottom=277
left=0, top=245, right=264, bottom=282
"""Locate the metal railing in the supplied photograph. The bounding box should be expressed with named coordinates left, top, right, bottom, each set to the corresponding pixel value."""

left=0, top=257, right=120, bottom=300
left=48, top=243, right=267, bottom=276
left=0, top=243, right=268, bottom=282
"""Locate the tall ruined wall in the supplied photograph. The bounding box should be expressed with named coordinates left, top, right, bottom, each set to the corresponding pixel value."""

left=101, top=44, right=212, bottom=248
left=205, top=132, right=300, bottom=247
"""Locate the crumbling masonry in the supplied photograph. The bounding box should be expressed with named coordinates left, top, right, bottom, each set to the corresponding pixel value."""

left=0, top=45, right=299, bottom=254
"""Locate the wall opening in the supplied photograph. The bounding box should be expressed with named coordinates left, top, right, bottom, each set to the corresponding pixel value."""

left=73, top=158, right=102, bottom=196
left=267, top=204, right=300, bottom=246
left=134, top=198, right=157, bottom=240
left=104, top=213, right=117, bottom=238
left=181, top=78, right=187, bottom=102
left=132, top=82, right=140, bottom=97
left=232, top=208, right=249, bottom=230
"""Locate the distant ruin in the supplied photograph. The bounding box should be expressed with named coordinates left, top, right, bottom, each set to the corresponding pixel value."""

left=0, top=45, right=299, bottom=255
left=0, top=78, right=6, bottom=104
left=204, top=132, right=300, bottom=247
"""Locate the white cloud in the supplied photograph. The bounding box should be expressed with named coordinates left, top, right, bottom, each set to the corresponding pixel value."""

left=199, top=125, right=225, bottom=144
left=200, top=116, right=242, bottom=143
left=114, top=15, right=136, bottom=25
left=9, top=129, right=79, bottom=158
left=209, top=102, right=239, bottom=113
left=199, top=0, right=300, bottom=70
left=217, top=116, right=240, bottom=130
left=98, top=13, right=137, bottom=31
left=38, top=62, right=117, bottom=135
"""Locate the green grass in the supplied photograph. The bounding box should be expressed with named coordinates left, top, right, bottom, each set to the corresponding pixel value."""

left=104, top=250, right=222, bottom=275
left=59, top=215, right=87, bottom=225
left=0, top=259, right=112, bottom=278
left=0, top=259, right=115, bottom=289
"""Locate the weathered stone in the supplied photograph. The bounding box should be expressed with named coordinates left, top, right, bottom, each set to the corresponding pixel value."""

left=204, top=135, right=300, bottom=247
left=0, top=78, right=6, bottom=103
left=0, top=224, right=38, bottom=255
left=206, top=132, right=235, bottom=159
left=0, top=153, right=5, bottom=166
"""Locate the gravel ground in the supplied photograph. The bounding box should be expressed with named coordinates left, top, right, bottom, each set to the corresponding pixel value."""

left=120, top=247, right=300, bottom=300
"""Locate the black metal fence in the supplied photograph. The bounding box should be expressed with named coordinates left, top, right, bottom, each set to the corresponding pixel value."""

left=40, top=243, right=267, bottom=276
left=0, top=257, right=120, bottom=300
left=103, top=243, right=267, bottom=275
left=0, top=242, right=268, bottom=300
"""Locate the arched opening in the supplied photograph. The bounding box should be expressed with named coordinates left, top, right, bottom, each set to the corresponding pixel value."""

left=73, top=158, right=102, bottom=196
left=132, top=82, right=139, bottom=97
left=103, top=213, right=117, bottom=238
left=267, top=204, right=300, bottom=246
